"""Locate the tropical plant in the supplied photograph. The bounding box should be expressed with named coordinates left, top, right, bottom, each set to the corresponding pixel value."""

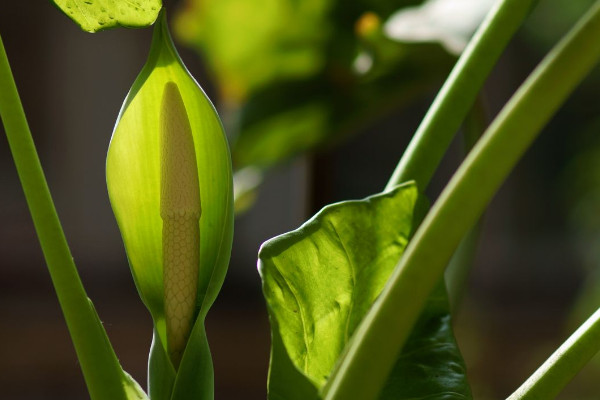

left=1, top=1, right=600, bottom=399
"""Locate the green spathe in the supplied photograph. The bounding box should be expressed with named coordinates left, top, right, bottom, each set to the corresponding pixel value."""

left=258, top=183, right=471, bottom=400
left=106, top=11, right=233, bottom=399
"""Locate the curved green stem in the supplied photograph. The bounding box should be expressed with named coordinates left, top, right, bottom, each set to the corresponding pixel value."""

left=507, top=308, right=600, bottom=400
left=385, top=0, right=538, bottom=190
left=0, top=35, right=129, bottom=400
left=324, top=2, right=600, bottom=399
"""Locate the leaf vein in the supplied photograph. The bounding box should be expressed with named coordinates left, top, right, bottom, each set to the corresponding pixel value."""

left=271, top=259, right=311, bottom=372
left=327, top=219, right=356, bottom=343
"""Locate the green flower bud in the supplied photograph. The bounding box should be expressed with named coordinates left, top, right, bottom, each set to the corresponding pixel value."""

left=107, top=10, right=233, bottom=397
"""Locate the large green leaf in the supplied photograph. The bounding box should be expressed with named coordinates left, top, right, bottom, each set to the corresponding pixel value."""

left=106, top=11, right=233, bottom=398
left=258, top=183, right=471, bottom=399
left=52, top=0, right=161, bottom=32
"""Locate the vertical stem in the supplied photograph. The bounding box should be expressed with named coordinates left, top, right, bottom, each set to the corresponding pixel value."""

left=386, top=0, right=538, bottom=190
left=0, top=35, right=128, bottom=400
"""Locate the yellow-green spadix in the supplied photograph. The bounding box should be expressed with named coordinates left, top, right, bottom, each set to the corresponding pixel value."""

left=160, top=81, right=201, bottom=368
left=106, top=10, right=233, bottom=388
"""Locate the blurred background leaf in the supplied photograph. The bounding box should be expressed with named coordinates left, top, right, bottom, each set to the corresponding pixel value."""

left=173, top=0, right=495, bottom=206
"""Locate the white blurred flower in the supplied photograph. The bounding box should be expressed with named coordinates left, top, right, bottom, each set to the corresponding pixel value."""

left=384, top=0, right=497, bottom=54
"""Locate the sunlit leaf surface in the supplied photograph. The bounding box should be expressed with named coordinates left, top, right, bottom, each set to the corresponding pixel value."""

left=52, top=0, right=161, bottom=32
left=106, top=12, right=233, bottom=399
left=259, top=183, right=471, bottom=399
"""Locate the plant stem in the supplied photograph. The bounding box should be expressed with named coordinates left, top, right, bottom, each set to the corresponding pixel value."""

left=0, top=35, right=129, bottom=400
left=385, top=0, right=538, bottom=190
left=323, top=2, right=600, bottom=399
left=507, top=308, right=600, bottom=400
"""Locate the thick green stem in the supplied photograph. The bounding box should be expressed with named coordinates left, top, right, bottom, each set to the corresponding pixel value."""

left=324, top=2, right=600, bottom=399
left=0, top=35, right=128, bottom=400
left=385, top=0, right=538, bottom=190
left=507, top=308, right=600, bottom=400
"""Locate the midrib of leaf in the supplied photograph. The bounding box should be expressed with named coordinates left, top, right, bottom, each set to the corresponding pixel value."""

left=73, top=1, right=92, bottom=28
left=272, top=259, right=312, bottom=372
left=327, top=219, right=356, bottom=344
left=123, top=0, right=141, bottom=8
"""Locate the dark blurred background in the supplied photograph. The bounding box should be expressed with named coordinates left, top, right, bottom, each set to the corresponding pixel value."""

left=1, top=0, right=600, bottom=399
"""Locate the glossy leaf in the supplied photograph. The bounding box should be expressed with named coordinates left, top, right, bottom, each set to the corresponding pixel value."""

left=258, top=183, right=471, bottom=399
left=52, top=0, right=161, bottom=32
left=378, top=283, right=472, bottom=399
left=106, top=11, right=233, bottom=398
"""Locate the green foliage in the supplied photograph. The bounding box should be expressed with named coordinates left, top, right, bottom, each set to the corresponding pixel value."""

left=173, top=0, right=459, bottom=171
left=259, top=182, right=471, bottom=399
left=323, top=3, right=600, bottom=399
left=51, top=0, right=161, bottom=32
left=3, top=1, right=600, bottom=400
left=106, top=11, right=234, bottom=399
